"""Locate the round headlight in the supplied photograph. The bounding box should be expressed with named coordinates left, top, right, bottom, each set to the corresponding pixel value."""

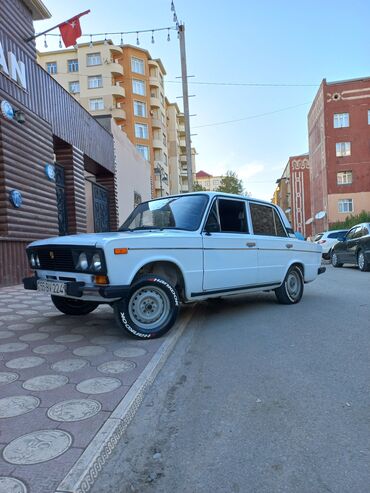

left=92, top=253, right=102, bottom=272
left=30, top=253, right=36, bottom=267
left=35, top=254, right=40, bottom=268
left=77, top=252, right=88, bottom=271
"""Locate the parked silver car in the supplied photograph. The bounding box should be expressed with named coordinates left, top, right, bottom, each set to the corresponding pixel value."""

left=314, top=229, right=348, bottom=259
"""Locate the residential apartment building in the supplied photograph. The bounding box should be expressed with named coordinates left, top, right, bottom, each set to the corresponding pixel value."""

left=38, top=42, right=170, bottom=197
left=195, top=171, right=222, bottom=191
left=308, top=77, right=370, bottom=232
left=273, top=154, right=312, bottom=238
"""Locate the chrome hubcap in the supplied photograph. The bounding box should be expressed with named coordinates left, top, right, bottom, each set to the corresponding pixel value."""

left=286, top=271, right=301, bottom=299
left=358, top=253, right=364, bottom=269
left=128, top=287, right=170, bottom=331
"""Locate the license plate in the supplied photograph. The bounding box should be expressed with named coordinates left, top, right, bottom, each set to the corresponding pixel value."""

left=37, top=280, right=66, bottom=296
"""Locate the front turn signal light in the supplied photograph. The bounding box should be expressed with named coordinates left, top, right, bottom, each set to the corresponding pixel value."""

left=94, top=275, right=109, bottom=285
left=114, top=248, right=128, bottom=255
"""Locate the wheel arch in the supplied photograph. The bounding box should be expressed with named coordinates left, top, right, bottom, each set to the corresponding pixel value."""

left=131, top=259, right=186, bottom=301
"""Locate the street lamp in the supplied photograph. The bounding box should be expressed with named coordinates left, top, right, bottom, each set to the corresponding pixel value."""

left=154, top=166, right=168, bottom=197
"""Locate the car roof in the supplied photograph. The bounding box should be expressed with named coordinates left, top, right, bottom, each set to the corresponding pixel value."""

left=148, top=191, right=275, bottom=207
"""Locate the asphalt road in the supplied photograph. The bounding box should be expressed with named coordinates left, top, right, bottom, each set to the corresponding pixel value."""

left=92, top=264, right=370, bottom=493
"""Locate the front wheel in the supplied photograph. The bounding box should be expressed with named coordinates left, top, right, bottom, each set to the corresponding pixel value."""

left=51, top=295, right=99, bottom=315
left=331, top=252, right=343, bottom=268
left=275, top=265, right=304, bottom=305
left=113, top=275, right=180, bottom=339
left=358, top=250, right=370, bottom=271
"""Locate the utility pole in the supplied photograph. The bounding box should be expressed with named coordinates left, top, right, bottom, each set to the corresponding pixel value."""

left=178, top=23, right=193, bottom=192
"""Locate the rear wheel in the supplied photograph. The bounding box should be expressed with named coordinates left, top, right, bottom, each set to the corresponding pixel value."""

left=357, top=250, right=370, bottom=271
left=114, top=275, right=180, bottom=339
left=51, top=296, right=99, bottom=315
left=331, top=252, right=343, bottom=268
left=275, top=265, right=304, bottom=305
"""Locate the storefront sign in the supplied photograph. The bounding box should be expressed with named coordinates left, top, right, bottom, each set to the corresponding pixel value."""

left=0, top=41, right=27, bottom=90
left=0, top=100, right=14, bottom=120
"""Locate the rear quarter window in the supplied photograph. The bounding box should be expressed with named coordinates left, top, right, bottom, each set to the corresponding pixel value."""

left=250, top=203, right=287, bottom=237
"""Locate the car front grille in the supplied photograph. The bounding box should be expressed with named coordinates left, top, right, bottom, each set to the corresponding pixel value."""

left=36, top=247, right=75, bottom=272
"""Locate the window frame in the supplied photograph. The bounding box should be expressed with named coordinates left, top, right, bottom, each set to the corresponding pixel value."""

left=136, top=144, right=149, bottom=161
left=337, top=171, right=352, bottom=185
left=336, top=142, right=351, bottom=157
left=67, top=59, right=79, bottom=73
left=46, top=62, right=57, bottom=74
left=248, top=201, right=288, bottom=237
left=69, top=80, right=80, bottom=94
left=131, top=57, right=145, bottom=75
left=338, top=198, right=353, bottom=213
left=86, top=53, right=102, bottom=67
left=134, top=123, right=149, bottom=139
left=88, top=75, right=103, bottom=89
left=132, top=78, right=146, bottom=96
left=203, top=197, right=249, bottom=235
left=133, top=100, right=147, bottom=118
left=89, top=98, right=104, bottom=111
left=333, top=112, right=349, bottom=128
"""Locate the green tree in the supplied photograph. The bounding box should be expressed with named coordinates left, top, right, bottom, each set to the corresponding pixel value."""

left=330, top=210, right=370, bottom=230
left=217, top=170, right=245, bottom=195
left=193, top=181, right=206, bottom=191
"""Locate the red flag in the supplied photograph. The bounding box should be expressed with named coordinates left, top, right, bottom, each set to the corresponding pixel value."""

left=58, top=11, right=90, bottom=47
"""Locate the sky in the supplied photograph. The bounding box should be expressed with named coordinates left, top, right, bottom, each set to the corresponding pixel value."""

left=35, top=0, right=370, bottom=201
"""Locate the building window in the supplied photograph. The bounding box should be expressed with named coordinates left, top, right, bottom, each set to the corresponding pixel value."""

left=69, top=81, right=80, bottom=94
left=132, top=79, right=145, bottom=95
left=134, top=100, right=147, bottom=117
left=134, top=192, right=142, bottom=208
left=89, top=98, right=104, bottom=110
left=136, top=144, right=149, bottom=160
left=88, top=75, right=103, bottom=89
left=135, top=123, right=148, bottom=139
left=338, top=199, right=353, bottom=213
left=87, top=53, right=101, bottom=66
left=131, top=57, right=145, bottom=75
left=333, top=113, right=349, bottom=128
left=67, top=59, right=79, bottom=72
left=46, top=62, right=57, bottom=74
left=336, top=142, right=351, bottom=157
left=337, top=171, right=352, bottom=185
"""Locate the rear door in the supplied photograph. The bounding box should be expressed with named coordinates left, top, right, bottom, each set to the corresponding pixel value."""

left=344, top=226, right=362, bottom=262
left=248, top=202, right=293, bottom=284
left=202, top=198, right=259, bottom=291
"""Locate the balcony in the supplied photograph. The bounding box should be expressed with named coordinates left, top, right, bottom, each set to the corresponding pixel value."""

left=110, top=84, right=125, bottom=98
left=111, top=108, right=126, bottom=121
left=150, top=96, right=161, bottom=108
left=152, top=138, right=163, bottom=149
left=151, top=117, right=162, bottom=129
left=149, top=76, right=160, bottom=88
left=108, top=61, right=124, bottom=76
left=109, top=45, right=123, bottom=56
left=178, top=124, right=185, bottom=133
left=180, top=139, right=186, bottom=147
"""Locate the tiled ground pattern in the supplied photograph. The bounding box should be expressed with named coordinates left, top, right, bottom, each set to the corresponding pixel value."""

left=0, top=285, right=165, bottom=493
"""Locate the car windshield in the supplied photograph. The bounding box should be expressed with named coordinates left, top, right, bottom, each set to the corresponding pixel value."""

left=119, top=194, right=209, bottom=232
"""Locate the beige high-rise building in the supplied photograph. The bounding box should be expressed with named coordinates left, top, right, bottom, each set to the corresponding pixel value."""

left=37, top=41, right=170, bottom=198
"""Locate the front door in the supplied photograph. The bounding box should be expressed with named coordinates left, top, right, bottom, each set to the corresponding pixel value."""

left=92, top=182, right=110, bottom=232
left=202, top=198, right=259, bottom=291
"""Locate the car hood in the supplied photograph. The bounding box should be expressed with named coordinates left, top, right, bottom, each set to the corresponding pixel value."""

left=28, top=230, right=194, bottom=248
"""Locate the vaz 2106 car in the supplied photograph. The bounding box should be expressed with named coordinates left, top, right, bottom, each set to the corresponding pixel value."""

left=24, top=193, right=325, bottom=339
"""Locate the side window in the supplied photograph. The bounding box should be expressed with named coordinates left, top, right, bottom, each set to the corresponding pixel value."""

left=273, top=209, right=287, bottom=237
left=250, top=203, right=286, bottom=236
left=363, top=226, right=369, bottom=236
left=218, top=199, right=248, bottom=233
left=346, top=228, right=357, bottom=240
left=353, top=227, right=363, bottom=239
left=204, top=201, right=220, bottom=233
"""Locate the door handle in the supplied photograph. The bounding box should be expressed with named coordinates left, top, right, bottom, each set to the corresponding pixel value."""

left=246, top=242, right=256, bottom=247
left=286, top=243, right=293, bottom=249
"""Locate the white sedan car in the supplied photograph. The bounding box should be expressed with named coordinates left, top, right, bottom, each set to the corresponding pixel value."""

left=314, top=229, right=348, bottom=259
left=24, top=193, right=325, bottom=339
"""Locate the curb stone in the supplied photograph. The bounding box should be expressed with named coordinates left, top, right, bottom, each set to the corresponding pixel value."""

left=55, top=308, right=196, bottom=493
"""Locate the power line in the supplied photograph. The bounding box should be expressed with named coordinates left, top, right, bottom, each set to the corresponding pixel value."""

left=167, top=80, right=319, bottom=87
left=192, top=102, right=311, bottom=129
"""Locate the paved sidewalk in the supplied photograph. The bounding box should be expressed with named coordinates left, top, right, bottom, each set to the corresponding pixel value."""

left=0, top=285, right=190, bottom=493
